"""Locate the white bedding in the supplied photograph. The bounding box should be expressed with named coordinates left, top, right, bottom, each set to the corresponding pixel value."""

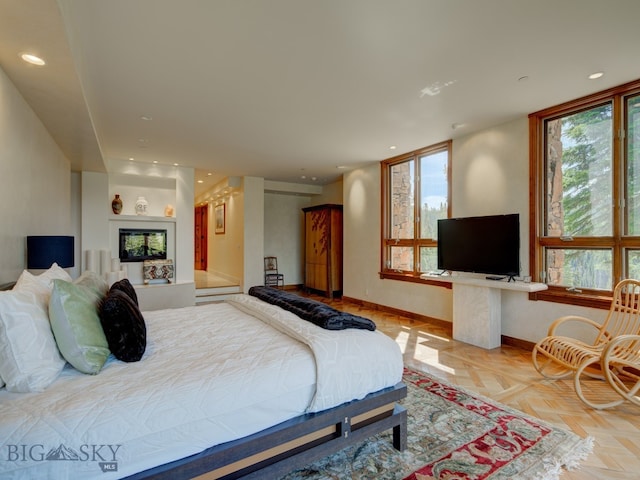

left=0, top=295, right=402, bottom=479
left=227, top=294, right=403, bottom=412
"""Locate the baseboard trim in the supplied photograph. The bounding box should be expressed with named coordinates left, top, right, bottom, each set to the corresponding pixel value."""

left=501, top=335, right=534, bottom=351
left=342, top=296, right=532, bottom=352
left=342, top=295, right=453, bottom=335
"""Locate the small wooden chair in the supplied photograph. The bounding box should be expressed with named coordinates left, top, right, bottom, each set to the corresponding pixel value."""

left=264, top=256, right=284, bottom=288
left=532, top=278, right=640, bottom=409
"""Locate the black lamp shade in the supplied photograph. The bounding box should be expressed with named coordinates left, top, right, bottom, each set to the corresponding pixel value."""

left=27, top=236, right=74, bottom=269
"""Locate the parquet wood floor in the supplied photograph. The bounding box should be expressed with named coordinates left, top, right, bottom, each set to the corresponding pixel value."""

left=304, top=293, right=640, bottom=480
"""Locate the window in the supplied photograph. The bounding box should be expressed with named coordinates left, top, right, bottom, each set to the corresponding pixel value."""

left=381, top=141, right=451, bottom=280
left=530, top=79, right=640, bottom=307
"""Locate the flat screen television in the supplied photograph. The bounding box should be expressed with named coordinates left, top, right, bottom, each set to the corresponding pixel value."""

left=437, top=214, right=520, bottom=278
left=119, top=228, right=167, bottom=262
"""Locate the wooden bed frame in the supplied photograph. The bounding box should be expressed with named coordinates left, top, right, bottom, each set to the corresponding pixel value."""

left=125, top=382, right=407, bottom=480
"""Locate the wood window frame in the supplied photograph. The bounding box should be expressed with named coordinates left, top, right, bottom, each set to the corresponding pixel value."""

left=529, top=78, right=640, bottom=309
left=380, top=140, right=452, bottom=284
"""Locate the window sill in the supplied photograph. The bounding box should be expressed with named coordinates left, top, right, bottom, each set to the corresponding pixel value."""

left=529, top=289, right=612, bottom=310
left=380, top=272, right=612, bottom=309
left=379, top=272, right=612, bottom=310
left=378, top=271, right=452, bottom=289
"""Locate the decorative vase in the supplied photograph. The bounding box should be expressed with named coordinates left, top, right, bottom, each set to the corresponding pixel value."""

left=135, top=196, right=148, bottom=215
left=164, top=204, right=174, bottom=217
left=111, top=194, right=123, bottom=215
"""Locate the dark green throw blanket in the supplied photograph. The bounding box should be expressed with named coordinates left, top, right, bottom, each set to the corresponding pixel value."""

left=248, top=286, right=376, bottom=331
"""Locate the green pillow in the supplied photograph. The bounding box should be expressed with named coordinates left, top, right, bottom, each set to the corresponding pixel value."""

left=49, top=279, right=110, bottom=374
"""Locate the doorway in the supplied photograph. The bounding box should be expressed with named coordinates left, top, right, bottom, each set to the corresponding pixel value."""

left=194, top=204, right=208, bottom=270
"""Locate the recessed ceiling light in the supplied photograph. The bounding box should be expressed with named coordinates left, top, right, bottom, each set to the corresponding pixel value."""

left=152, top=160, right=158, bottom=164
left=140, top=115, right=153, bottom=121
left=588, top=71, right=604, bottom=80
left=173, top=163, right=179, bottom=166
left=128, top=157, right=135, bottom=161
left=197, top=180, right=204, bottom=184
left=389, top=145, right=397, bottom=150
left=207, top=172, right=212, bottom=176
left=21, top=53, right=45, bottom=66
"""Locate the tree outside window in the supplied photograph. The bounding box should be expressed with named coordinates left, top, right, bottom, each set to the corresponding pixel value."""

left=530, top=79, right=640, bottom=307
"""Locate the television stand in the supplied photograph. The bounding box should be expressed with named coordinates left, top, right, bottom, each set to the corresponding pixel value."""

left=420, top=274, right=547, bottom=349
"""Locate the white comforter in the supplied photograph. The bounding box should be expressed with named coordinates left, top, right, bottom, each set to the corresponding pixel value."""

left=227, top=294, right=403, bottom=412
left=0, top=295, right=402, bottom=479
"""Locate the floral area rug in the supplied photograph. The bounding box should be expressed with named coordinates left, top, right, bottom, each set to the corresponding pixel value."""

left=281, top=367, right=593, bottom=480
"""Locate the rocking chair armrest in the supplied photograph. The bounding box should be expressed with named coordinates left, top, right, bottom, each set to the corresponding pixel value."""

left=547, top=315, right=604, bottom=336
left=602, top=334, right=640, bottom=361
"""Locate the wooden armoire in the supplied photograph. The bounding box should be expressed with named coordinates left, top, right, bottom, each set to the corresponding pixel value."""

left=302, top=204, right=343, bottom=298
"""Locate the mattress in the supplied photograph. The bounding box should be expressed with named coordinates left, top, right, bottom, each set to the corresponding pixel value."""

left=0, top=295, right=402, bottom=479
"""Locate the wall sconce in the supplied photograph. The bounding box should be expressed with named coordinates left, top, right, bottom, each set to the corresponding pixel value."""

left=26, top=236, right=74, bottom=269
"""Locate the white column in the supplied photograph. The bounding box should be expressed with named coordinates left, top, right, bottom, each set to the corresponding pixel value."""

left=243, top=176, right=264, bottom=292
left=452, top=283, right=502, bottom=349
left=175, top=166, right=195, bottom=284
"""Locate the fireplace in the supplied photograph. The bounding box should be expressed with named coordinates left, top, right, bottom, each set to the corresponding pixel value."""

left=119, top=228, right=167, bottom=263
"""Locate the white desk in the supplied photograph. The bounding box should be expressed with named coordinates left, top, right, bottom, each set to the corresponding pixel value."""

left=421, top=274, right=548, bottom=349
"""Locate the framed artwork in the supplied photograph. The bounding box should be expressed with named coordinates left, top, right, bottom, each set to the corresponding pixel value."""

left=215, top=203, right=225, bottom=234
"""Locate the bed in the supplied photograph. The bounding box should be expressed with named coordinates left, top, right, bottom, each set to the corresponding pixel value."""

left=0, top=270, right=406, bottom=480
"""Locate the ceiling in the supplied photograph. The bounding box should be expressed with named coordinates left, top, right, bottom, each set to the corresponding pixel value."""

left=2, top=0, right=640, bottom=197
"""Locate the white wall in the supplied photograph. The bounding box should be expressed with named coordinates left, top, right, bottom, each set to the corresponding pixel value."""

left=343, top=165, right=453, bottom=321
left=452, top=118, right=531, bottom=275
left=264, top=192, right=311, bottom=285
left=70, top=172, right=82, bottom=279
left=263, top=178, right=343, bottom=287
left=208, top=194, right=244, bottom=285
left=80, top=172, right=110, bottom=265
left=0, top=67, right=72, bottom=283
left=108, top=173, right=176, bottom=217
left=243, top=177, right=264, bottom=291
left=343, top=117, right=608, bottom=343
left=175, top=168, right=195, bottom=283
left=311, top=177, right=343, bottom=206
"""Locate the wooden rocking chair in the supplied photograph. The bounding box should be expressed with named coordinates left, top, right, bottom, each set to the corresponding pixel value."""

left=532, top=278, right=640, bottom=409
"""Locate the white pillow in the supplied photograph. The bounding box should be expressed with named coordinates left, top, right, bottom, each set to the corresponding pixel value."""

left=14, top=263, right=73, bottom=306
left=74, top=270, right=109, bottom=297
left=0, top=290, right=66, bottom=392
